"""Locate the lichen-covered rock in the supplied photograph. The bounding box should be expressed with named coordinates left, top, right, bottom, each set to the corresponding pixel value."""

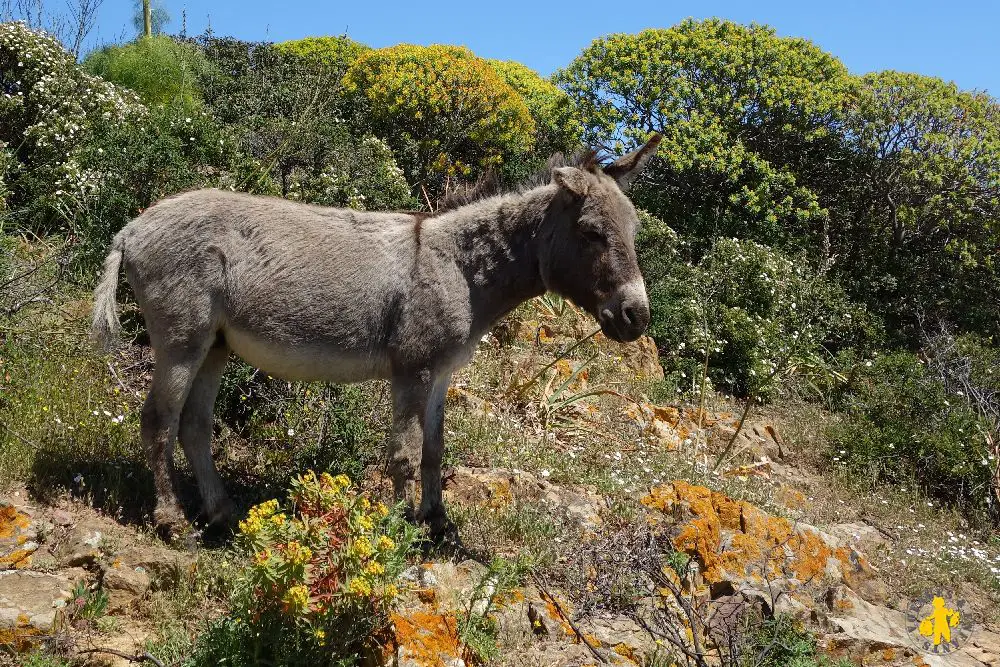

left=641, top=481, right=875, bottom=598
left=0, top=569, right=80, bottom=650
left=443, top=467, right=606, bottom=531
left=389, top=610, right=467, bottom=667
left=0, top=503, right=39, bottom=570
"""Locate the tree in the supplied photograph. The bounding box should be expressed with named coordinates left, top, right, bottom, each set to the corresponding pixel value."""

left=837, top=71, right=1000, bottom=338
left=487, top=59, right=581, bottom=158
left=557, top=19, right=850, bottom=251
left=83, top=35, right=212, bottom=110
left=342, top=44, right=535, bottom=194
left=132, top=0, right=168, bottom=37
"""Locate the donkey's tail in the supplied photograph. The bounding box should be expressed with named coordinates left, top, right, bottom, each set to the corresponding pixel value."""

left=91, top=232, right=126, bottom=353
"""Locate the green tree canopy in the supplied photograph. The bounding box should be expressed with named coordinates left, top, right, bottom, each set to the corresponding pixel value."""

left=487, top=59, right=581, bottom=157
left=837, top=71, right=1000, bottom=336
left=83, top=36, right=212, bottom=110
left=557, top=18, right=850, bottom=249
left=342, top=44, right=535, bottom=192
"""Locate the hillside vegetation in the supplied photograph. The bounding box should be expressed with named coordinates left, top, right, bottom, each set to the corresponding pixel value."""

left=1, top=14, right=1000, bottom=667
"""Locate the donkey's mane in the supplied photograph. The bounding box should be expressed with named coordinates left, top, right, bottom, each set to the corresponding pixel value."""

left=431, top=148, right=600, bottom=215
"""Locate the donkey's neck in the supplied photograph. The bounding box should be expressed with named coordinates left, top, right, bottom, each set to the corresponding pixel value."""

left=433, top=186, right=555, bottom=336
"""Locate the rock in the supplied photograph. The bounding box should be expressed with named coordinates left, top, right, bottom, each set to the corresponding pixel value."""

left=103, top=563, right=151, bottom=596
left=0, top=569, right=80, bottom=650
left=444, top=467, right=606, bottom=531
left=0, top=502, right=39, bottom=570
left=49, top=509, right=74, bottom=527
left=53, top=524, right=104, bottom=567
left=616, top=335, right=664, bottom=381
left=825, top=522, right=891, bottom=552
left=641, top=481, right=878, bottom=605
left=390, top=610, right=466, bottom=667
left=116, top=544, right=196, bottom=590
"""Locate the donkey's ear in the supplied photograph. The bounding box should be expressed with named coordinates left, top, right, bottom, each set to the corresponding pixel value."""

left=552, top=166, right=590, bottom=198
left=603, top=133, right=662, bottom=191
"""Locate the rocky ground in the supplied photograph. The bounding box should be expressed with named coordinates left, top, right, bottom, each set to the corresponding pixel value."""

left=4, top=301, right=1000, bottom=666
left=5, top=416, right=1000, bottom=665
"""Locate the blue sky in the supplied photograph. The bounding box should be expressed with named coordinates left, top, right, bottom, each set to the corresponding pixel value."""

left=85, top=0, right=997, bottom=95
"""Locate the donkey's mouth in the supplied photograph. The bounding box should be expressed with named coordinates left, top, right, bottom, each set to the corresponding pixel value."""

left=598, top=308, right=644, bottom=343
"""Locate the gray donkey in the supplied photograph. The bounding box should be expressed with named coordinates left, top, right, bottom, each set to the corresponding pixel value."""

left=91, top=134, right=660, bottom=537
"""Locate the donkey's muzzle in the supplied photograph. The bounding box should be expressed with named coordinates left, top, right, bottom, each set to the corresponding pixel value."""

left=598, top=280, right=650, bottom=343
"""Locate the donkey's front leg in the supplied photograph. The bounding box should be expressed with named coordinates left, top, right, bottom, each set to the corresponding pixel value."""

left=387, top=374, right=430, bottom=515
left=418, top=375, right=451, bottom=538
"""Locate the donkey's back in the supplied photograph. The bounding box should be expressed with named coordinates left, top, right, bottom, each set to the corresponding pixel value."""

left=95, top=189, right=427, bottom=383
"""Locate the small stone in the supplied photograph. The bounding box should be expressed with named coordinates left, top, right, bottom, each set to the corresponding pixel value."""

left=103, top=566, right=150, bottom=596
left=50, top=510, right=74, bottom=527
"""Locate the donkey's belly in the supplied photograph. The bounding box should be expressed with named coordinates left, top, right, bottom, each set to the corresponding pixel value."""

left=223, top=327, right=391, bottom=383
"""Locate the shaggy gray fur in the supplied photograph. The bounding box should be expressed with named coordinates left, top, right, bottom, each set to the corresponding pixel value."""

left=91, top=135, right=660, bottom=537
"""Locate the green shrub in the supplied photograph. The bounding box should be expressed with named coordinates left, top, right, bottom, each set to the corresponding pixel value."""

left=742, top=614, right=853, bottom=667
left=637, top=213, right=877, bottom=397
left=0, top=21, right=144, bottom=233
left=830, top=350, right=996, bottom=520
left=68, top=101, right=228, bottom=277
left=190, top=471, right=419, bottom=666
left=275, top=35, right=369, bottom=70
left=283, top=130, right=416, bottom=211
left=83, top=36, right=213, bottom=110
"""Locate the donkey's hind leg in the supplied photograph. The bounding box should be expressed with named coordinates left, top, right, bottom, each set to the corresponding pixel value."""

left=142, top=344, right=211, bottom=531
left=179, top=341, right=233, bottom=526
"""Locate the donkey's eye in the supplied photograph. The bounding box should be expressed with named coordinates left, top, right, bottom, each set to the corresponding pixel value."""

left=582, top=229, right=606, bottom=244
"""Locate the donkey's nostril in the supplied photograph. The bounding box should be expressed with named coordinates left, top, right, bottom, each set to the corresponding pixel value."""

left=622, top=304, right=637, bottom=326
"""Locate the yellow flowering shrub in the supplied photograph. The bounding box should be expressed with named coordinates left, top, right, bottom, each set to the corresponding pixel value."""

left=210, top=470, right=419, bottom=664
left=342, top=44, right=535, bottom=188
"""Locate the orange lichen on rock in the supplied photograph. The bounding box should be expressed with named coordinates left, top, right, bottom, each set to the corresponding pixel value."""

left=0, top=547, right=33, bottom=569
left=642, top=481, right=867, bottom=588
left=613, top=642, right=640, bottom=664
left=390, top=611, right=465, bottom=667
left=0, top=504, right=31, bottom=540
left=540, top=590, right=575, bottom=637
left=0, top=613, right=42, bottom=652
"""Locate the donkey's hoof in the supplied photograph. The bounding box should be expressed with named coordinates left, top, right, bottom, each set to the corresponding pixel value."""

left=419, top=508, right=459, bottom=546
left=153, top=504, right=190, bottom=540
left=204, top=497, right=236, bottom=528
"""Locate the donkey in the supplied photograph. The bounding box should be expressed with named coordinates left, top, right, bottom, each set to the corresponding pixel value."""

left=91, top=134, right=660, bottom=537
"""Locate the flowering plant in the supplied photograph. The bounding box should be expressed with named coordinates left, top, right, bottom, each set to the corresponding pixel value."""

left=222, top=470, right=419, bottom=662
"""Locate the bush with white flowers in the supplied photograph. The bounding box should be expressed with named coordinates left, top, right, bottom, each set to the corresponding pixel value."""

left=0, top=22, right=145, bottom=231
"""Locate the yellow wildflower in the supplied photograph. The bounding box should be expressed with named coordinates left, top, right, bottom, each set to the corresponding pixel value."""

left=253, top=549, right=271, bottom=566
left=238, top=515, right=263, bottom=536
left=313, top=628, right=326, bottom=645
left=365, top=561, right=385, bottom=576
left=351, top=537, right=374, bottom=558
left=284, top=541, right=312, bottom=566
left=348, top=577, right=372, bottom=597
left=375, top=503, right=389, bottom=518
left=333, top=474, right=351, bottom=491
left=319, top=472, right=335, bottom=489
left=356, top=514, right=374, bottom=531
left=377, top=535, right=395, bottom=552
left=385, top=584, right=399, bottom=599
left=270, top=513, right=286, bottom=527
left=282, top=584, right=309, bottom=613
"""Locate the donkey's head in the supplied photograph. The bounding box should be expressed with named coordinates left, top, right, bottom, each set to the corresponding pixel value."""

left=539, top=134, right=661, bottom=343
